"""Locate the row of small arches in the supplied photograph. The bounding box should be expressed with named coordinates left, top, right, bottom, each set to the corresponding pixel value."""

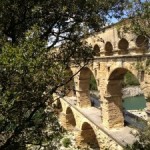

left=93, top=35, right=149, bottom=56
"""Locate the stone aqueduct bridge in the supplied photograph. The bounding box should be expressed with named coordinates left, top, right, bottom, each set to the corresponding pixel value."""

left=53, top=24, right=150, bottom=149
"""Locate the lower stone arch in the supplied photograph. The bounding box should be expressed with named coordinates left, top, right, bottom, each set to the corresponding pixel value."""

left=76, top=122, right=100, bottom=149
left=103, top=67, right=147, bottom=128
left=76, top=67, right=100, bottom=108
left=65, top=107, right=76, bottom=130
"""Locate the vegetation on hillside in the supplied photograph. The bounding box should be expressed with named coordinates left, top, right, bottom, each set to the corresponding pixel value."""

left=127, top=0, right=150, bottom=38
left=125, top=125, right=150, bottom=150
left=90, top=74, right=98, bottom=91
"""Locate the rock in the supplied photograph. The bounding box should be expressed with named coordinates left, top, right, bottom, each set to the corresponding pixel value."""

left=131, top=129, right=138, bottom=136
left=122, top=86, right=143, bottom=98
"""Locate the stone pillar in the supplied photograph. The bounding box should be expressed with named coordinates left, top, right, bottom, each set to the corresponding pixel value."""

left=102, top=95, right=124, bottom=128
left=74, top=130, right=83, bottom=148
left=76, top=91, right=91, bottom=107
left=102, top=79, right=124, bottom=128
left=76, top=79, right=91, bottom=107
left=66, top=90, right=74, bottom=97
left=59, top=112, right=68, bottom=129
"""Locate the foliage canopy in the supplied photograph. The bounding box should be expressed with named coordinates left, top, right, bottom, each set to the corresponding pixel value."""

left=0, top=0, right=149, bottom=149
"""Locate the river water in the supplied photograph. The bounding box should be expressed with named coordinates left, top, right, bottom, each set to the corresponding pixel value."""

left=91, top=94, right=147, bottom=110
left=123, top=95, right=146, bottom=110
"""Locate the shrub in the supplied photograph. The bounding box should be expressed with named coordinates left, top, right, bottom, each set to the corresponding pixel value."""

left=62, top=137, right=71, bottom=148
left=90, top=74, right=98, bottom=90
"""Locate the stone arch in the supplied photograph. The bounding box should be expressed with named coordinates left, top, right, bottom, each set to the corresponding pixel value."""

left=105, top=41, right=113, bottom=56
left=118, top=38, right=129, bottom=51
left=93, top=44, right=100, bottom=56
left=76, top=122, right=100, bottom=149
left=103, top=67, right=146, bottom=128
left=76, top=67, right=99, bottom=107
left=65, top=107, right=76, bottom=130
left=108, top=67, right=138, bottom=81
left=135, top=35, right=149, bottom=48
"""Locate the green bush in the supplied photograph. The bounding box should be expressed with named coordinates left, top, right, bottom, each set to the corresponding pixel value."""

left=123, top=71, right=140, bottom=87
left=62, top=137, right=71, bottom=148
left=90, top=74, right=98, bottom=90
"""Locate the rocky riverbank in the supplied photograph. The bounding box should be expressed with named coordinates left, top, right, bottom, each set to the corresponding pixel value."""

left=122, top=86, right=143, bottom=98
left=90, top=86, right=143, bottom=99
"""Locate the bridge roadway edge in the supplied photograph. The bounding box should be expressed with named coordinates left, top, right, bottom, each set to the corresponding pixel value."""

left=59, top=96, right=137, bottom=149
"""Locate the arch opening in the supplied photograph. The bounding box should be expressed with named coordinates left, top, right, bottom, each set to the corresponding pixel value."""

left=105, top=42, right=113, bottom=56
left=90, top=73, right=100, bottom=107
left=77, top=67, right=100, bottom=107
left=93, top=44, right=100, bottom=56
left=105, top=68, right=147, bottom=128
left=118, top=38, right=129, bottom=50
left=136, top=35, right=149, bottom=48
left=79, top=122, right=100, bottom=149
left=66, top=107, right=76, bottom=129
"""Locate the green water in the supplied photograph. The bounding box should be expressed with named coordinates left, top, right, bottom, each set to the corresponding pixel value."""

left=123, top=95, right=146, bottom=110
